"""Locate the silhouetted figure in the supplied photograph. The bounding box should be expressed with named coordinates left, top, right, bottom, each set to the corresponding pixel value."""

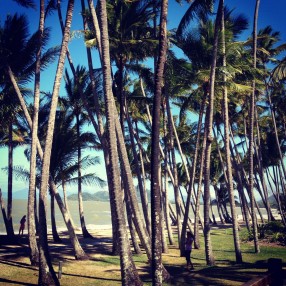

left=19, top=215, right=26, bottom=236
left=185, top=231, right=194, bottom=270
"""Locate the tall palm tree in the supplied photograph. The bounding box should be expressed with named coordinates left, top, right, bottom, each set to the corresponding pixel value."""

left=221, top=3, right=242, bottom=263
left=1, top=13, right=88, bottom=264
left=249, top=0, right=261, bottom=254
left=36, top=0, right=74, bottom=284
left=0, top=95, right=27, bottom=237
left=63, top=66, right=96, bottom=238
left=98, top=0, right=142, bottom=284
left=202, top=0, right=224, bottom=266
left=150, top=0, right=169, bottom=283
left=103, top=0, right=157, bottom=128
left=28, top=0, right=45, bottom=266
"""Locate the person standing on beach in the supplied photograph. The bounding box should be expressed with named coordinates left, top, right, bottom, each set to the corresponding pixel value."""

left=18, top=215, right=26, bottom=236
left=185, top=231, right=194, bottom=270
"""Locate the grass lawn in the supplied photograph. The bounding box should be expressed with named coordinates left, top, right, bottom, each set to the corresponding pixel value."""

left=0, top=224, right=286, bottom=285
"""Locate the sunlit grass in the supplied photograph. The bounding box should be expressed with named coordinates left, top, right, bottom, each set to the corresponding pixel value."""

left=0, top=226, right=285, bottom=285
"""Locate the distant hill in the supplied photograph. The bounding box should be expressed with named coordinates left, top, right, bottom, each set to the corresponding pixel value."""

left=68, top=191, right=109, bottom=201
left=257, top=194, right=278, bottom=208
left=1, top=188, right=28, bottom=200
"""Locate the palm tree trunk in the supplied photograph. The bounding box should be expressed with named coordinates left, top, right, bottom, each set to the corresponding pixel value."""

left=221, top=3, right=242, bottom=263
left=253, top=109, right=273, bottom=221
left=28, top=0, right=44, bottom=265
left=266, top=86, right=286, bottom=180
left=76, top=114, right=92, bottom=238
left=249, top=0, right=261, bottom=253
left=182, top=86, right=207, bottom=253
left=38, top=0, right=75, bottom=284
left=7, top=121, right=14, bottom=237
left=126, top=113, right=151, bottom=235
left=7, top=66, right=87, bottom=260
left=79, top=0, right=120, bottom=248
left=163, top=112, right=174, bottom=245
left=166, top=95, right=182, bottom=247
left=229, top=126, right=251, bottom=230
left=98, top=1, right=142, bottom=284
left=116, top=116, right=172, bottom=279
left=124, top=186, right=142, bottom=255
left=50, top=193, right=61, bottom=243
left=0, top=188, right=10, bottom=236
left=150, top=0, right=169, bottom=283
left=203, top=0, right=224, bottom=266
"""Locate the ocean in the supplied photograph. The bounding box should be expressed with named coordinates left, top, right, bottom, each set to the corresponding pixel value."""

left=0, top=199, right=280, bottom=235
left=0, top=199, right=112, bottom=234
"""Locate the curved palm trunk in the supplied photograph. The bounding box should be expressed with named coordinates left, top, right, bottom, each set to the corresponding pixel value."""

left=150, top=0, right=169, bottom=283
left=266, top=86, right=286, bottom=181
left=182, top=88, right=207, bottom=253
left=116, top=115, right=171, bottom=273
left=98, top=1, right=142, bottom=284
left=38, top=0, right=75, bottom=284
left=7, top=67, right=87, bottom=261
left=126, top=113, right=151, bottom=235
left=76, top=114, right=92, bottom=238
left=229, top=126, right=251, bottom=231
left=124, top=185, right=142, bottom=255
left=0, top=188, right=10, bottom=236
left=253, top=107, right=273, bottom=221
left=203, top=0, right=224, bottom=266
left=50, top=193, right=61, bottom=243
left=166, top=95, right=182, bottom=247
left=114, top=104, right=170, bottom=279
left=163, top=112, right=174, bottom=245
left=194, top=111, right=208, bottom=249
left=221, top=4, right=242, bottom=263
left=249, top=0, right=261, bottom=253
left=28, top=0, right=45, bottom=266
left=79, top=0, right=120, bottom=247
left=7, top=121, right=14, bottom=237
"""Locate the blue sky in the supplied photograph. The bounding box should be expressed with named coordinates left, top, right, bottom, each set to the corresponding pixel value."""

left=1, top=0, right=286, bottom=194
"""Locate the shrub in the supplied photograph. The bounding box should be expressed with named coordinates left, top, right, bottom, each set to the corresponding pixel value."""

left=240, top=228, right=254, bottom=242
left=270, top=232, right=286, bottom=245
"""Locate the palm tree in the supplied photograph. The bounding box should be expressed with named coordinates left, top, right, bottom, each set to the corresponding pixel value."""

left=49, top=107, right=103, bottom=240
left=28, top=0, right=45, bottom=265
left=220, top=3, right=242, bottom=263
left=249, top=0, right=261, bottom=254
left=150, top=0, right=169, bottom=283
left=1, top=9, right=90, bottom=264
left=0, top=95, right=27, bottom=237
left=202, top=0, right=224, bottom=266
left=103, top=0, right=157, bottom=128
left=63, top=66, right=97, bottom=238
left=37, top=0, right=75, bottom=284
left=98, top=0, right=142, bottom=284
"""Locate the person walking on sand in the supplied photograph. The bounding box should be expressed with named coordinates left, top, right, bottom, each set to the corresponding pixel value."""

left=185, top=231, right=194, bottom=270
left=18, top=215, right=26, bottom=236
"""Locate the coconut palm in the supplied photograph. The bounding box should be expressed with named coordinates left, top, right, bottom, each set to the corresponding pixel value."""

left=102, top=0, right=157, bottom=128
left=150, top=0, right=169, bottom=283
left=63, top=66, right=100, bottom=238
left=97, top=0, right=142, bottom=284
left=248, top=0, right=261, bottom=254
left=0, top=94, right=28, bottom=237
left=36, top=0, right=75, bottom=283
left=28, top=0, right=45, bottom=266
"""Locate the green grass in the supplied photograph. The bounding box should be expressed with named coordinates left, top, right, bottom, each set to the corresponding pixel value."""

left=1, top=226, right=286, bottom=285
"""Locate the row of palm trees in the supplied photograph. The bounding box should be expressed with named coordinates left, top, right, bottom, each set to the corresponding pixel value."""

left=1, top=0, right=286, bottom=285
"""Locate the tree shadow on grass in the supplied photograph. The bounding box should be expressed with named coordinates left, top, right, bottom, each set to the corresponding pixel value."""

left=61, top=270, right=121, bottom=283
left=159, top=262, right=273, bottom=286
left=0, top=258, right=37, bottom=270
left=0, top=277, right=36, bottom=285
